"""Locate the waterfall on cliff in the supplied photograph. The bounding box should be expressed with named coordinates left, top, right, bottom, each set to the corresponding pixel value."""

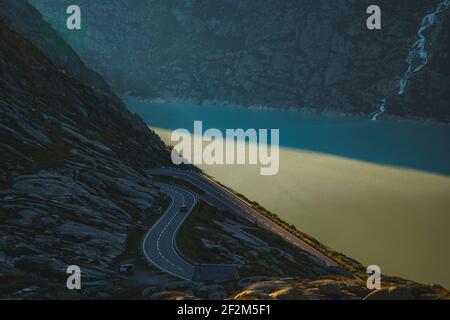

left=371, top=0, right=450, bottom=121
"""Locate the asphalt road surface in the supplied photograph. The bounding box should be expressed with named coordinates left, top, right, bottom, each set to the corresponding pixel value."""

left=142, top=183, right=197, bottom=280
left=142, top=182, right=239, bottom=281
left=146, top=168, right=339, bottom=268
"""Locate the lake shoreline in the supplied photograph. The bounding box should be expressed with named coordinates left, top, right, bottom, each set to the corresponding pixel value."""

left=126, top=98, right=450, bottom=288
left=122, top=95, right=450, bottom=127
left=152, top=126, right=450, bottom=289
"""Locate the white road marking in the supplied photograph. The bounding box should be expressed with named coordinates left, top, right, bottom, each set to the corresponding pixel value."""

left=142, top=185, right=197, bottom=281
left=147, top=168, right=339, bottom=268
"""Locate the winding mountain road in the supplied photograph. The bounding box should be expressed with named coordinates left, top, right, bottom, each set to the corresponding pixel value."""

left=146, top=168, right=339, bottom=268
left=142, top=183, right=197, bottom=281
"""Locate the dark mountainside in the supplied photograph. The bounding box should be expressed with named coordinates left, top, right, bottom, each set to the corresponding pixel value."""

left=31, top=0, right=450, bottom=122
left=0, top=0, right=111, bottom=93
left=0, top=1, right=171, bottom=297
left=0, top=1, right=449, bottom=299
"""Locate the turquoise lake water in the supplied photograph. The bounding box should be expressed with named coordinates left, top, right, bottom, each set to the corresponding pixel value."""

left=125, top=98, right=450, bottom=176
left=125, top=98, right=450, bottom=288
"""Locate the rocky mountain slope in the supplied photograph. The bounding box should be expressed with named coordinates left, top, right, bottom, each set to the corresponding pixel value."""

left=30, top=0, right=450, bottom=121
left=0, top=15, right=171, bottom=296
left=0, top=0, right=111, bottom=93
left=1, top=1, right=449, bottom=299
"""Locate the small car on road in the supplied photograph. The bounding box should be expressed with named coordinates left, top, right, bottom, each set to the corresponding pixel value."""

left=180, top=205, right=188, bottom=213
left=118, top=263, right=135, bottom=275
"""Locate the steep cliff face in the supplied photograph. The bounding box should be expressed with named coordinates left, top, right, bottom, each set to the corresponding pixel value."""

left=388, top=4, right=450, bottom=120
left=30, top=0, right=449, bottom=121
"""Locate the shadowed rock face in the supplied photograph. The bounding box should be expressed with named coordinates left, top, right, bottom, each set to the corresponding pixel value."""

left=0, top=17, right=170, bottom=296
left=388, top=5, right=450, bottom=120
left=30, top=0, right=449, bottom=121
left=0, top=0, right=111, bottom=93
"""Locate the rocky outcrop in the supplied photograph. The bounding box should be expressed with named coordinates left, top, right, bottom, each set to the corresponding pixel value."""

left=30, top=0, right=450, bottom=121
left=231, top=278, right=450, bottom=300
